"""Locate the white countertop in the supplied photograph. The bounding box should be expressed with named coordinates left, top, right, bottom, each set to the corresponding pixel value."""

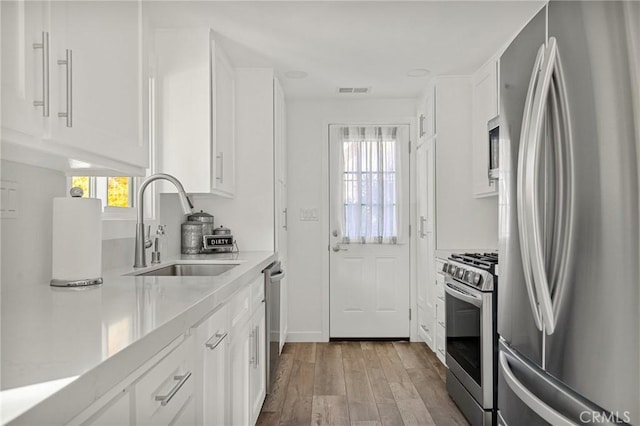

left=0, top=251, right=276, bottom=425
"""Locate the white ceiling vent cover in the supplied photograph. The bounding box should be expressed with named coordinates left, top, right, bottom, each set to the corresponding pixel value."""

left=337, top=87, right=371, bottom=94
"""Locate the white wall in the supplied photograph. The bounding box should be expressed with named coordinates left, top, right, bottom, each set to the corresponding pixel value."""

left=286, top=98, right=417, bottom=341
left=159, top=68, right=276, bottom=255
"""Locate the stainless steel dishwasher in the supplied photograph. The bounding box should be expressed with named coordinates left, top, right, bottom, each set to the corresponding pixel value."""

left=263, top=260, right=285, bottom=393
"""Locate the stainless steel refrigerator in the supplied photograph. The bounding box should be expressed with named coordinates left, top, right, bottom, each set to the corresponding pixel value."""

left=498, top=1, right=639, bottom=424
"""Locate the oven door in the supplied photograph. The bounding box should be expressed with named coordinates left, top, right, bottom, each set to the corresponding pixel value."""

left=445, top=278, right=494, bottom=409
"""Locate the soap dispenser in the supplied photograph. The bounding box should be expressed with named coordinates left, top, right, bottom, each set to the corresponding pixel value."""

left=151, top=225, right=167, bottom=264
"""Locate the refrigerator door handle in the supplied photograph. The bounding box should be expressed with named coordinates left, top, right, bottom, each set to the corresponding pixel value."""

left=516, top=43, right=546, bottom=331
left=499, top=351, right=575, bottom=426
left=524, top=37, right=576, bottom=335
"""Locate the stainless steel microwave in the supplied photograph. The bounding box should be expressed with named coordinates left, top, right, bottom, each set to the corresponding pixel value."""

left=488, top=116, right=500, bottom=181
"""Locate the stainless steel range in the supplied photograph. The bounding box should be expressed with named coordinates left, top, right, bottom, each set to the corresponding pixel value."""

left=442, top=253, right=498, bottom=426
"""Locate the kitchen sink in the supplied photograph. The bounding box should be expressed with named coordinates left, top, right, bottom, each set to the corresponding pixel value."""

left=136, top=263, right=238, bottom=277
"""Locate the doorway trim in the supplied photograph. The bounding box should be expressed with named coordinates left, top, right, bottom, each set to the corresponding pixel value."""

left=320, top=116, right=418, bottom=342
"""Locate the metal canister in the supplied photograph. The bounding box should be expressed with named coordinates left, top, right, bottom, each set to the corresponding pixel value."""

left=181, top=221, right=203, bottom=254
left=188, top=210, right=215, bottom=236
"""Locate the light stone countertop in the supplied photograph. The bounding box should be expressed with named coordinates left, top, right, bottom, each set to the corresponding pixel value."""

left=0, top=251, right=276, bottom=425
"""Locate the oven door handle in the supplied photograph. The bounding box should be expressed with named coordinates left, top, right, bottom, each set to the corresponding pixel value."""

left=445, top=282, right=482, bottom=308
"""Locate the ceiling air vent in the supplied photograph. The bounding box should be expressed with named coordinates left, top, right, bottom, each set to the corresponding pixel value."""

left=337, top=87, right=371, bottom=94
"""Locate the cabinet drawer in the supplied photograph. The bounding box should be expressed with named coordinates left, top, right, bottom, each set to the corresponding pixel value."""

left=436, top=296, right=446, bottom=328
left=417, top=305, right=434, bottom=349
left=229, top=285, right=251, bottom=330
left=135, top=335, right=195, bottom=426
left=436, top=324, right=446, bottom=365
left=435, top=273, right=445, bottom=300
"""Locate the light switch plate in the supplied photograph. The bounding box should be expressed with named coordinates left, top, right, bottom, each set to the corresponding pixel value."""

left=300, top=207, right=319, bottom=221
left=1, top=181, right=18, bottom=219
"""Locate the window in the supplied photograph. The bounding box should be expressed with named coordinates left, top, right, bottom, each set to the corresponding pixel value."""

left=338, top=126, right=400, bottom=244
left=70, top=176, right=134, bottom=209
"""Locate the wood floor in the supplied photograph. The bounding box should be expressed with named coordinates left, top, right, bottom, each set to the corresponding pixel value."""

left=257, top=341, right=468, bottom=426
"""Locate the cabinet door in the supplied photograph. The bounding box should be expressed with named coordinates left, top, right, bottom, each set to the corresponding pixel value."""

left=1, top=0, right=50, bottom=141
left=135, top=335, right=195, bottom=426
left=49, top=0, right=147, bottom=169
left=194, top=305, right=229, bottom=426
left=249, top=302, right=266, bottom=425
left=211, top=40, right=236, bottom=197
left=229, top=319, right=251, bottom=426
left=471, top=60, right=499, bottom=197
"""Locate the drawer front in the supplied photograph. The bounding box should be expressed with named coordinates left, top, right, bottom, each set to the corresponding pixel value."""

left=435, top=273, right=445, bottom=300
left=436, top=324, right=446, bottom=365
left=229, top=285, right=251, bottom=330
left=436, top=296, right=446, bottom=328
left=417, top=305, right=434, bottom=349
left=135, top=335, right=195, bottom=426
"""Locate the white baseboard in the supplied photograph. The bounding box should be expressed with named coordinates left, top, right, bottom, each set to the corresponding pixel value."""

left=286, top=331, right=325, bottom=342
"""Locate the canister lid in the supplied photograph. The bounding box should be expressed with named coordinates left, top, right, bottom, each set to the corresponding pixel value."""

left=188, top=210, right=214, bottom=223
left=213, top=225, right=231, bottom=235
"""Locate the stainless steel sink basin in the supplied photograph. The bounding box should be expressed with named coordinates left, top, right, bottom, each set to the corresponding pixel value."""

left=137, top=263, right=238, bottom=276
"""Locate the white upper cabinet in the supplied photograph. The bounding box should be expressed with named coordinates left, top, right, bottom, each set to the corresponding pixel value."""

left=154, top=28, right=236, bottom=197
left=1, top=0, right=148, bottom=175
left=471, top=59, right=499, bottom=197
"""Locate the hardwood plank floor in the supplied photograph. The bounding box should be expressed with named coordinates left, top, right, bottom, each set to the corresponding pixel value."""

left=258, top=341, right=469, bottom=426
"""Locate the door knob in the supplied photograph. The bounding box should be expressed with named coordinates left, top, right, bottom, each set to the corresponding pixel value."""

left=332, top=244, right=347, bottom=252
left=332, top=230, right=339, bottom=237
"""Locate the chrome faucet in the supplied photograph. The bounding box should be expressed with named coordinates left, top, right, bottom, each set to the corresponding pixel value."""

left=134, top=173, right=193, bottom=268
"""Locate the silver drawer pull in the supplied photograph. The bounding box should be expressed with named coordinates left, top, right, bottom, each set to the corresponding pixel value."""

left=155, top=372, right=192, bottom=406
left=438, top=321, right=445, bottom=328
left=437, top=295, right=445, bottom=301
left=438, top=348, right=445, bottom=356
left=205, top=332, right=228, bottom=350
left=420, top=324, right=429, bottom=333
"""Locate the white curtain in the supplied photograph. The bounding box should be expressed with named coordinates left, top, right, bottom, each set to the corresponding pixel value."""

left=332, top=125, right=403, bottom=244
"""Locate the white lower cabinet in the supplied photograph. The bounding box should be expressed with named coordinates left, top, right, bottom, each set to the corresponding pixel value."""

left=249, top=302, right=266, bottom=425
left=67, top=274, right=267, bottom=426
left=229, top=317, right=252, bottom=426
left=135, top=335, right=196, bottom=426
left=194, top=305, right=230, bottom=426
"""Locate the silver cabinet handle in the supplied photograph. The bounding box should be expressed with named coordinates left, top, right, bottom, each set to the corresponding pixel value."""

left=419, top=114, right=425, bottom=137
left=57, top=49, right=72, bottom=127
left=32, top=32, right=50, bottom=117
left=205, top=331, right=227, bottom=350
left=419, top=216, right=427, bottom=238
left=216, top=152, right=224, bottom=183
left=283, top=208, right=288, bottom=230
left=249, top=328, right=256, bottom=366
left=437, top=295, right=445, bottom=301
left=420, top=324, right=429, bottom=333
left=437, top=348, right=445, bottom=356
left=155, top=372, right=192, bottom=406
left=254, top=325, right=259, bottom=369
left=438, top=321, right=445, bottom=328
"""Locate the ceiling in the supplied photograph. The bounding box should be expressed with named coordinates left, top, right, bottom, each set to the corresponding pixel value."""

left=145, top=1, right=545, bottom=100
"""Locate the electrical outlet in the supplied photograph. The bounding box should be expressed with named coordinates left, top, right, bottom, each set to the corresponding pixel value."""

left=300, top=207, right=319, bottom=221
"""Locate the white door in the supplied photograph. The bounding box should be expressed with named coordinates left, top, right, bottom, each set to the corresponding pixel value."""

left=329, top=125, right=411, bottom=338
